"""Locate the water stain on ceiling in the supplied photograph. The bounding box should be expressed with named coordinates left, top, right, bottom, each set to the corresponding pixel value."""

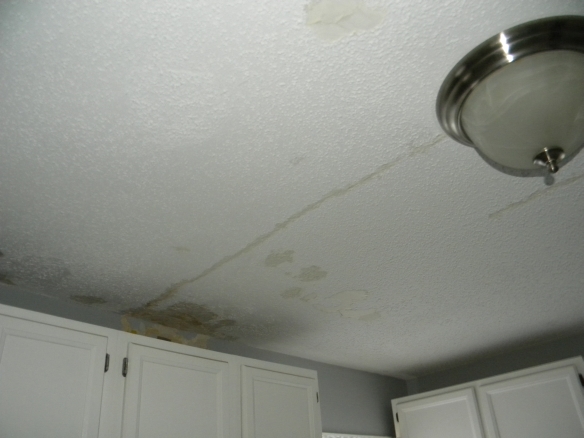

left=0, top=274, right=15, bottom=286
left=121, top=315, right=210, bottom=349
left=295, top=265, right=328, bottom=281
left=0, top=255, right=71, bottom=288
left=70, top=295, right=107, bottom=305
left=306, top=0, right=386, bottom=42
left=265, top=250, right=295, bottom=267
left=126, top=301, right=237, bottom=340
left=281, top=287, right=303, bottom=299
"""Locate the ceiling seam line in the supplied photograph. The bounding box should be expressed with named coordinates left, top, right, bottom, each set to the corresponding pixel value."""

left=143, top=134, right=448, bottom=309
left=489, top=173, right=584, bottom=219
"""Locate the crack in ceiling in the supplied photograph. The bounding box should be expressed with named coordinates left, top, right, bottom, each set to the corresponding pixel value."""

left=489, top=173, right=584, bottom=219
left=144, top=134, right=447, bottom=309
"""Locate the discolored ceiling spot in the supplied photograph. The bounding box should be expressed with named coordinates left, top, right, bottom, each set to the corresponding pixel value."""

left=300, top=292, right=318, bottom=302
left=0, top=255, right=71, bottom=287
left=290, top=156, right=306, bottom=166
left=70, top=295, right=107, bottom=305
left=313, top=290, right=383, bottom=321
left=281, top=287, right=303, bottom=299
left=172, top=246, right=191, bottom=253
left=296, top=265, right=327, bottom=281
left=288, top=289, right=383, bottom=321
left=126, top=301, right=237, bottom=340
left=306, top=0, right=385, bottom=42
left=0, top=273, right=15, bottom=286
left=121, top=316, right=210, bottom=349
left=265, top=250, right=294, bottom=267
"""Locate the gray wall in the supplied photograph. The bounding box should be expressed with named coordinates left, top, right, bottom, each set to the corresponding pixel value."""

left=0, top=284, right=407, bottom=436
left=413, top=332, right=584, bottom=394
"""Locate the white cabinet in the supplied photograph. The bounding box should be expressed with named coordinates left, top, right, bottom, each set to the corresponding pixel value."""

left=0, top=313, right=109, bottom=438
left=394, top=388, right=484, bottom=438
left=0, top=304, right=321, bottom=438
left=121, top=342, right=232, bottom=438
left=392, top=357, right=584, bottom=438
left=478, top=365, right=584, bottom=438
left=241, top=364, right=321, bottom=438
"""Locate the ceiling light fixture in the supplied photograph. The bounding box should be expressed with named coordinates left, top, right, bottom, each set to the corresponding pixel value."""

left=437, top=16, right=584, bottom=174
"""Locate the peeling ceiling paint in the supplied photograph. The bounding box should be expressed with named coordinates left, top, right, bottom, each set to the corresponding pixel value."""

left=1, top=0, right=584, bottom=377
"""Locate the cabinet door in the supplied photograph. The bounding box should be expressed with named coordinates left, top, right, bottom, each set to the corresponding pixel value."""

left=241, top=365, right=321, bottom=438
left=0, top=314, right=108, bottom=438
left=395, top=388, right=484, bottom=438
left=121, top=343, right=230, bottom=438
left=477, top=365, right=584, bottom=438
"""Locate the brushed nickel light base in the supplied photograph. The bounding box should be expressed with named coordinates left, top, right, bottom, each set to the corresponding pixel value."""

left=436, top=16, right=584, bottom=173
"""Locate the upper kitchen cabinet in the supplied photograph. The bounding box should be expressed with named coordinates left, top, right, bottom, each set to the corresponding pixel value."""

left=120, top=339, right=233, bottom=438
left=241, top=363, right=321, bottom=438
left=393, top=357, right=584, bottom=438
left=477, top=364, right=584, bottom=438
left=0, top=311, right=112, bottom=438
left=393, top=387, right=484, bottom=438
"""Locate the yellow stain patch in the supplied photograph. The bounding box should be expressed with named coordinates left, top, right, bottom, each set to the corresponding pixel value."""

left=306, top=0, right=385, bottom=42
left=121, top=315, right=211, bottom=348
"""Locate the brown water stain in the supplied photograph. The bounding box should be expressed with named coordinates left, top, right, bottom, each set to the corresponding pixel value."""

left=265, top=250, right=294, bottom=267
left=300, top=292, right=318, bottom=302
left=0, top=273, right=15, bottom=285
left=121, top=316, right=210, bottom=348
left=126, top=301, right=237, bottom=340
left=172, top=246, right=191, bottom=253
left=281, top=287, right=303, bottom=299
left=70, top=295, right=107, bottom=305
left=296, top=265, right=327, bottom=282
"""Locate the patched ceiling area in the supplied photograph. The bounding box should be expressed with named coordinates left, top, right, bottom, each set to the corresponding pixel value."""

left=1, top=0, right=584, bottom=378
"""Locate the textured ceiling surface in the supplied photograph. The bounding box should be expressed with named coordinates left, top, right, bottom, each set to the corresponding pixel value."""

left=1, top=0, right=584, bottom=377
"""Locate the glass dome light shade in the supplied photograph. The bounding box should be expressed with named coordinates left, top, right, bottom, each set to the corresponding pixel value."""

left=436, top=16, right=584, bottom=172
left=461, top=50, right=584, bottom=170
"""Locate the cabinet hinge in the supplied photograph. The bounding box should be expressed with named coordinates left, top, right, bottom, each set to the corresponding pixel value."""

left=316, top=392, right=319, bottom=403
left=396, top=413, right=399, bottom=422
left=104, top=354, right=110, bottom=373
left=579, top=374, right=584, bottom=387
left=122, top=357, right=128, bottom=377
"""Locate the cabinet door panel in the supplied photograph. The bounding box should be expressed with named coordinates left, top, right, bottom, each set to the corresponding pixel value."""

left=121, top=343, right=230, bottom=438
left=396, top=388, right=484, bottom=438
left=478, top=365, right=584, bottom=438
left=242, top=365, right=321, bottom=438
left=0, top=315, right=108, bottom=438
